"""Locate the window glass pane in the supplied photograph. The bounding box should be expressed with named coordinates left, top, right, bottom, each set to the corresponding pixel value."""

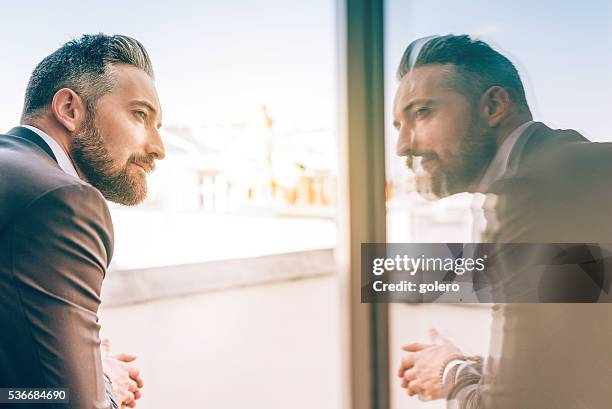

left=385, top=0, right=612, bottom=243
left=384, top=2, right=612, bottom=408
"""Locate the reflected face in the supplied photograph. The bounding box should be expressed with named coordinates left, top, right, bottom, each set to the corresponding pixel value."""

left=71, top=64, right=166, bottom=206
left=392, top=64, right=496, bottom=198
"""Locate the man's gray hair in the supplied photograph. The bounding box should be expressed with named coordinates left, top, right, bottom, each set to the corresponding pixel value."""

left=22, top=33, right=154, bottom=121
left=397, top=34, right=529, bottom=109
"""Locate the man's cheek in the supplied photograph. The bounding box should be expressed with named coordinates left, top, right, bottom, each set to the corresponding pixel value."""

left=107, top=150, right=130, bottom=172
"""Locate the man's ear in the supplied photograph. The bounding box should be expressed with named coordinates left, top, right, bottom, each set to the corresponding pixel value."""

left=480, top=86, right=511, bottom=127
left=50, top=88, right=86, bottom=133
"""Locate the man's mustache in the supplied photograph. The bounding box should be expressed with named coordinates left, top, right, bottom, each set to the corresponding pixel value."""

left=128, top=154, right=156, bottom=173
left=404, top=150, right=439, bottom=170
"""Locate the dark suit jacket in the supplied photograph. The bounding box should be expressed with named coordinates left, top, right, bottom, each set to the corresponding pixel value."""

left=449, top=122, right=612, bottom=409
left=0, top=126, right=115, bottom=408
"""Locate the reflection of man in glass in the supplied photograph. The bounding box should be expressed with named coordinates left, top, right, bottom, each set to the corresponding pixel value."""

left=392, top=35, right=531, bottom=199
left=393, top=35, right=612, bottom=408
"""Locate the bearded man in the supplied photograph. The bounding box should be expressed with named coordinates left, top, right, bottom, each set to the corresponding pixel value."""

left=394, top=35, right=612, bottom=408
left=0, top=34, right=165, bottom=408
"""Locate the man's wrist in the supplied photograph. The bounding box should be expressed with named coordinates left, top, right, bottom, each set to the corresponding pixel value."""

left=439, top=354, right=483, bottom=385
left=439, top=354, right=464, bottom=384
left=103, top=373, right=119, bottom=409
left=442, top=359, right=465, bottom=384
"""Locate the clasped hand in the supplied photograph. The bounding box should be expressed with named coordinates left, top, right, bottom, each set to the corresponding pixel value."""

left=397, top=328, right=461, bottom=401
left=101, top=338, right=144, bottom=408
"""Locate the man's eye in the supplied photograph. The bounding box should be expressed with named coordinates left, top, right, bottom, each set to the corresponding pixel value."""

left=414, top=107, right=429, bottom=119
left=135, top=111, right=147, bottom=120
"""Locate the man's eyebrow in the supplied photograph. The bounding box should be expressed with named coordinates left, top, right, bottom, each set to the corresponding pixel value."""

left=131, top=99, right=157, bottom=113
left=401, top=98, right=434, bottom=113
left=131, top=99, right=163, bottom=128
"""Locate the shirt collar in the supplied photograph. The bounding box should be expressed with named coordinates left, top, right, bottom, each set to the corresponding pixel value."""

left=477, top=120, right=535, bottom=192
left=21, top=125, right=80, bottom=180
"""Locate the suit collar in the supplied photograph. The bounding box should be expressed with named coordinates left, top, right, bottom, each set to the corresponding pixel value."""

left=7, top=126, right=58, bottom=163
left=477, top=121, right=538, bottom=192
left=20, top=125, right=80, bottom=179
left=503, top=121, right=542, bottom=175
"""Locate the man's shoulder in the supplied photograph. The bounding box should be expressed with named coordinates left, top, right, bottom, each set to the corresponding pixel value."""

left=0, top=131, right=100, bottom=194
left=0, top=133, right=109, bottom=230
left=485, top=125, right=612, bottom=242
left=520, top=123, right=589, bottom=161
left=523, top=129, right=612, bottom=179
left=498, top=124, right=610, bottom=186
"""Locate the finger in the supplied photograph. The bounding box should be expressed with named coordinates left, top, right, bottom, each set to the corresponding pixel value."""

left=429, top=327, right=450, bottom=345
left=402, top=342, right=433, bottom=352
left=400, top=379, right=408, bottom=389
left=407, top=379, right=423, bottom=396
left=101, top=338, right=111, bottom=355
left=402, top=368, right=417, bottom=383
left=134, top=389, right=142, bottom=400
left=127, top=366, right=140, bottom=379
left=128, top=379, right=138, bottom=392
left=397, top=354, right=416, bottom=377
left=123, top=391, right=135, bottom=406
left=421, top=378, right=443, bottom=397
left=132, top=374, right=144, bottom=388
left=418, top=393, right=433, bottom=402
left=422, top=376, right=442, bottom=389
left=115, top=353, right=137, bottom=362
left=126, top=400, right=137, bottom=408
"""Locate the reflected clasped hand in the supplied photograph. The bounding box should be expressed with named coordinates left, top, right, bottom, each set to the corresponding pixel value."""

left=397, top=327, right=461, bottom=401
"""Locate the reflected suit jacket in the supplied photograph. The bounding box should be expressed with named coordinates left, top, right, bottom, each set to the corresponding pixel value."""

left=449, top=122, right=612, bottom=409
left=0, top=126, right=116, bottom=408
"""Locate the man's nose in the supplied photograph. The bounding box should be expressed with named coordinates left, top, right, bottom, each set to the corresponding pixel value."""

left=396, top=127, right=415, bottom=157
left=147, top=128, right=166, bottom=160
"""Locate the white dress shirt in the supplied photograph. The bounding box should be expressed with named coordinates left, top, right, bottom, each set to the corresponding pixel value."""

left=477, top=120, right=535, bottom=191
left=21, top=125, right=80, bottom=179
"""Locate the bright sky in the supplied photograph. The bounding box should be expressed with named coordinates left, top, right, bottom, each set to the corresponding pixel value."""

left=2, top=1, right=610, bottom=142
left=385, top=0, right=612, bottom=143
left=0, top=0, right=336, bottom=133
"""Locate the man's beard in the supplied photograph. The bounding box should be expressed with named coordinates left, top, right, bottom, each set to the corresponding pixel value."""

left=412, top=119, right=497, bottom=199
left=71, top=115, right=154, bottom=206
